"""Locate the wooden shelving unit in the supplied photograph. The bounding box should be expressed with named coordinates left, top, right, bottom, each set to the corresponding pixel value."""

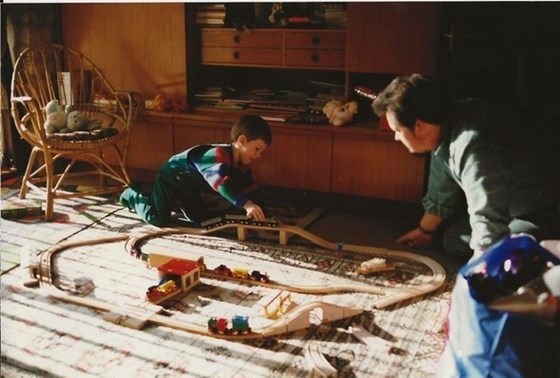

left=60, top=2, right=439, bottom=203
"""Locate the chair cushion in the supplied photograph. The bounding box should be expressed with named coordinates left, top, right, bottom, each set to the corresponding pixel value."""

left=47, top=127, right=119, bottom=142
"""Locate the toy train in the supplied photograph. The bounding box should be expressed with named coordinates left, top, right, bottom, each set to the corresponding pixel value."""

left=200, top=214, right=278, bottom=230
left=146, top=277, right=179, bottom=302
left=208, top=315, right=251, bottom=335
left=213, top=264, right=270, bottom=283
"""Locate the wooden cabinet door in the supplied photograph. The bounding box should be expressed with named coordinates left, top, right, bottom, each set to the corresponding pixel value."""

left=200, top=28, right=283, bottom=67
left=252, top=126, right=332, bottom=192
left=284, top=50, right=345, bottom=69
left=126, top=115, right=174, bottom=171
left=200, top=28, right=282, bottom=48
left=201, top=47, right=283, bottom=66
left=346, top=3, right=440, bottom=76
left=172, top=117, right=231, bottom=153
left=331, top=132, right=425, bottom=202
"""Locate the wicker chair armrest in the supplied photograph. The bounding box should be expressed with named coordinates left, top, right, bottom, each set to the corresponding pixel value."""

left=114, top=91, right=142, bottom=127
left=11, top=96, right=49, bottom=145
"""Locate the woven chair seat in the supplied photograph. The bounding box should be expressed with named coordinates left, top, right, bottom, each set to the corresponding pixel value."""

left=47, top=127, right=119, bottom=143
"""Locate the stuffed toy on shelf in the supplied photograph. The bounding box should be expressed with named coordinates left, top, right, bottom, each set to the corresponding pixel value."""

left=322, top=99, right=358, bottom=127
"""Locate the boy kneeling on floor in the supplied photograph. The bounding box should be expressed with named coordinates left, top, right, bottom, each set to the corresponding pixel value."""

left=120, top=115, right=271, bottom=226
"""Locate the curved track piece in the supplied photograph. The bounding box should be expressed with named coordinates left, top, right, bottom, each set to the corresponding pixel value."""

left=305, top=344, right=337, bottom=377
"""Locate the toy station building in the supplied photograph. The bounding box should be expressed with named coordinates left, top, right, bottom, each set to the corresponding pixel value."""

left=158, top=258, right=201, bottom=292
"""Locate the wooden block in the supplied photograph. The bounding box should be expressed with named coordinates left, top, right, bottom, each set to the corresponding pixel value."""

left=1, top=199, right=42, bottom=219
left=237, top=226, right=247, bottom=241
left=355, top=258, right=395, bottom=275
left=103, top=303, right=161, bottom=329
left=349, top=325, right=392, bottom=349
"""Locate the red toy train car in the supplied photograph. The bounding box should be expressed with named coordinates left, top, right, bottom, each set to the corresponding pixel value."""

left=208, top=315, right=251, bottom=335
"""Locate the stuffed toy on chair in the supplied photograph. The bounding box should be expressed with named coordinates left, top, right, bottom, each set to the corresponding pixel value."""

left=44, top=100, right=102, bottom=134
left=44, top=99, right=70, bottom=134
left=65, top=105, right=102, bottom=132
left=322, top=99, right=359, bottom=127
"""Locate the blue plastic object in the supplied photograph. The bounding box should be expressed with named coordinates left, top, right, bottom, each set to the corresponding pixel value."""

left=460, top=234, right=560, bottom=303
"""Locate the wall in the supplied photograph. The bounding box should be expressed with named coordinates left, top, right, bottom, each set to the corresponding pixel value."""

left=61, top=3, right=187, bottom=101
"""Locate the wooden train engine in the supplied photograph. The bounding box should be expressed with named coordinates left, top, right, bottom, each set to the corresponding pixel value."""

left=207, top=315, right=251, bottom=335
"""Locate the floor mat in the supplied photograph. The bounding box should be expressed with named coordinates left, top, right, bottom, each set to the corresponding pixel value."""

left=1, top=225, right=453, bottom=377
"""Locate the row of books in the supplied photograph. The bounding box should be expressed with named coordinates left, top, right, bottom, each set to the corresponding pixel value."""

left=193, top=80, right=345, bottom=122
left=195, top=3, right=226, bottom=26
left=194, top=3, right=346, bottom=28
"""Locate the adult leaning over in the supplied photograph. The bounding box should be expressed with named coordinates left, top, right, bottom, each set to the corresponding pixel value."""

left=372, top=73, right=560, bottom=377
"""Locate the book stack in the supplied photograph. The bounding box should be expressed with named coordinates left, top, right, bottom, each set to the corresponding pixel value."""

left=313, top=3, right=346, bottom=28
left=192, top=82, right=346, bottom=124
left=195, top=4, right=226, bottom=26
left=246, top=89, right=307, bottom=113
left=1, top=198, right=43, bottom=220
left=194, top=86, right=251, bottom=110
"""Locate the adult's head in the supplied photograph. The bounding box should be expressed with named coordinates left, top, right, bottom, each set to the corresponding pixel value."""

left=373, top=74, right=446, bottom=154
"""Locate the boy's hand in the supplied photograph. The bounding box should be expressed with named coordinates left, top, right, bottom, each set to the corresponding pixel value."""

left=244, top=200, right=265, bottom=221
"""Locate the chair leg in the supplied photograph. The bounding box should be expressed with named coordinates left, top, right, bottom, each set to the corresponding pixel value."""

left=19, top=148, right=40, bottom=199
left=111, top=145, right=131, bottom=185
left=44, top=151, right=55, bottom=221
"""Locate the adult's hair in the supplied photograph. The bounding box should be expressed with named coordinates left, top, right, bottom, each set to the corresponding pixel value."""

left=231, top=115, right=272, bottom=145
left=372, top=74, right=447, bottom=129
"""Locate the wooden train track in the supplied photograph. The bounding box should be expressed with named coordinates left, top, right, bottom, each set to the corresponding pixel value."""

left=201, top=271, right=386, bottom=296
left=33, top=220, right=446, bottom=341
left=126, top=221, right=447, bottom=308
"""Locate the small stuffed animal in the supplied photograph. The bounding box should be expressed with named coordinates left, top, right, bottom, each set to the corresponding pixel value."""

left=44, top=99, right=69, bottom=134
left=268, top=3, right=288, bottom=27
left=65, top=105, right=102, bottom=132
left=322, top=99, right=359, bottom=127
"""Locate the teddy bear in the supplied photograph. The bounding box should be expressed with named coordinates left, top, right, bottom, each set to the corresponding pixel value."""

left=44, top=100, right=103, bottom=134
left=44, top=99, right=70, bottom=134
left=322, top=99, right=359, bottom=127
left=268, top=3, right=288, bottom=27
left=65, top=106, right=89, bottom=132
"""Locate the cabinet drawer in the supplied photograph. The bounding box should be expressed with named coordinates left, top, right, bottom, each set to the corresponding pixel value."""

left=202, top=47, right=282, bottom=66
left=285, top=31, right=345, bottom=50
left=200, top=29, right=282, bottom=48
left=285, top=50, right=345, bottom=69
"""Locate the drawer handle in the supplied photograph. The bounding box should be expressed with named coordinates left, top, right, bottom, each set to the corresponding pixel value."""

left=311, top=36, right=320, bottom=45
left=311, top=53, right=319, bottom=63
left=233, top=51, right=240, bottom=59
left=233, top=35, right=241, bottom=44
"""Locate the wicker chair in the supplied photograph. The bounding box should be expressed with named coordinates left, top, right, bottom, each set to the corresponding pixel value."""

left=10, top=43, right=141, bottom=220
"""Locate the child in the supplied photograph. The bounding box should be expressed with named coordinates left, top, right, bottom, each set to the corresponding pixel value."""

left=120, top=115, right=272, bottom=226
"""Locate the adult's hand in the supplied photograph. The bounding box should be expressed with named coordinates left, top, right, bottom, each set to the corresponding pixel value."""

left=396, top=227, right=433, bottom=248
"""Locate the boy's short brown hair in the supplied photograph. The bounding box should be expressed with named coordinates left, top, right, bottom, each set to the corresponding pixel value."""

left=231, top=115, right=272, bottom=145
